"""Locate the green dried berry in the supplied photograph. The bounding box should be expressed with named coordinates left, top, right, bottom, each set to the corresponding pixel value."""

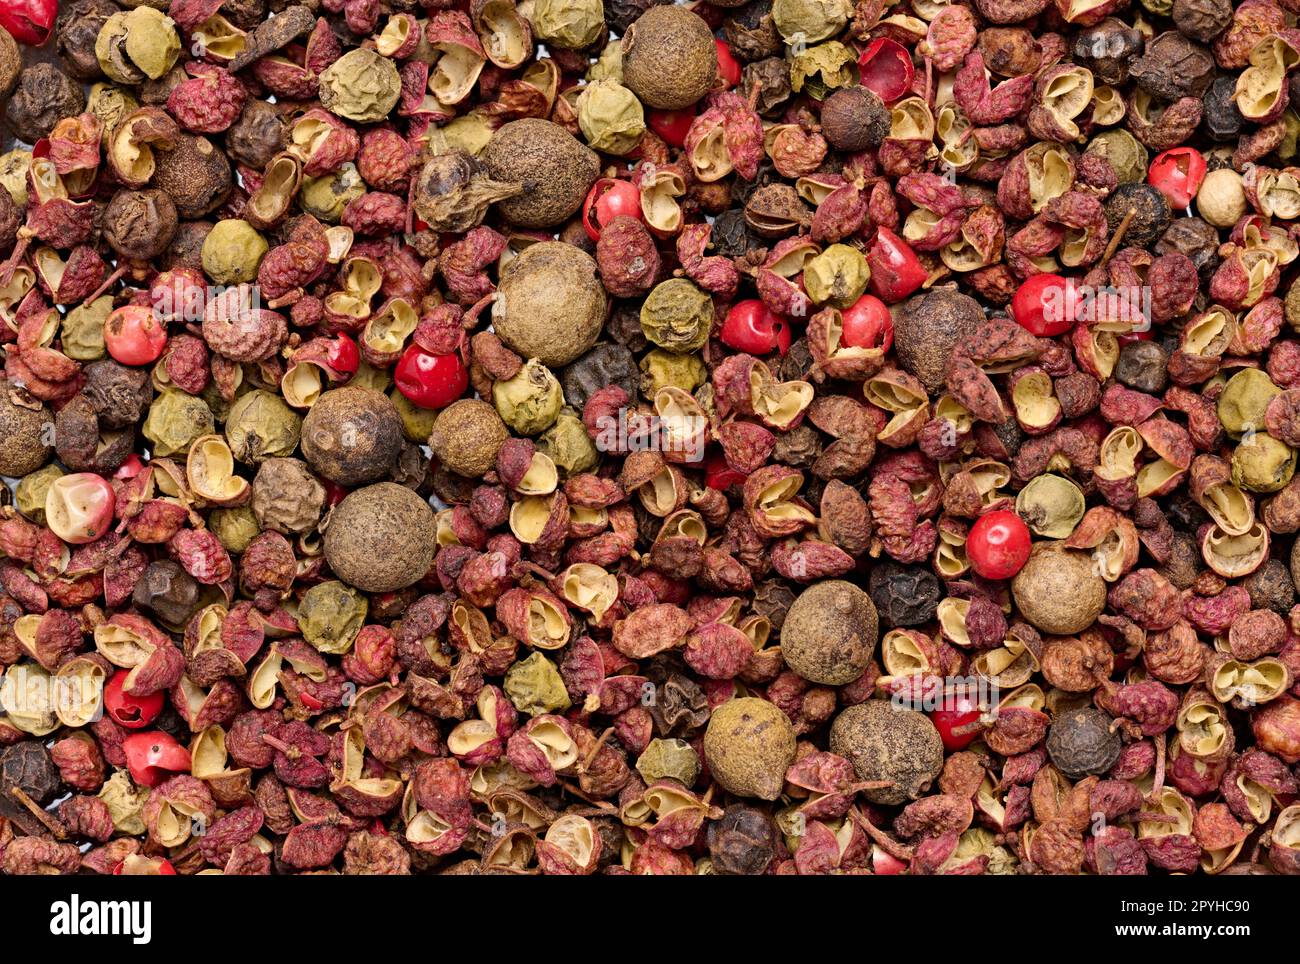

left=300, top=163, right=367, bottom=224
left=641, top=279, right=713, bottom=354
left=201, top=219, right=268, bottom=285
left=209, top=505, right=260, bottom=554
left=1084, top=129, right=1149, bottom=185
left=636, top=738, right=701, bottom=786
left=61, top=297, right=112, bottom=362
left=803, top=243, right=870, bottom=307
left=789, top=41, right=855, bottom=97
left=298, top=580, right=368, bottom=655
left=538, top=411, right=599, bottom=475
left=587, top=44, right=623, bottom=84
left=16, top=465, right=63, bottom=525
left=532, top=0, right=604, bottom=49
left=390, top=387, right=441, bottom=444
left=1218, top=368, right=1282, bottom=437
left=96, top=8, right=180, bottom=84
left=493, top=358, right=565, bottom=435
left=225, top=389, right=302, bottom=465
left=142, top=388, right=214, bottom=458
left=1232, top=432, right=1297, bottom=493
left=1016, top=473, right=1086, bottom=539
left=504, top=652, right=572, bottom=716
left=318, top=48, right=402, bottom=123
left=640, top=348, right=706, bottom=397
left=577, top=80, right=645, bottom=156
left=86, top=85, right=139, bottom=149
left=703, top=697, right=797, bottom=801
left=772, top=0, right=851, bottom=44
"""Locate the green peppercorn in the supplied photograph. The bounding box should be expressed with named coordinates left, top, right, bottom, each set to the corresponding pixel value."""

left=641, top=279, right=713, bottom=354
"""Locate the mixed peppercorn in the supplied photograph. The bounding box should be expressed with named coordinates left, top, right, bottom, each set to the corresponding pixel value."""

left=0, top=0, right=1298, bottom=877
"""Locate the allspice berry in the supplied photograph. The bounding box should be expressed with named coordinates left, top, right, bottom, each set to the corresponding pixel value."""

left=493, top=241, right=607, bottom=367
left=0, top=384, right=52, bottom=477
left=430, top=399, right=509, bottom=478
left=819, top=86, right=889, bottom=152
left=481, top=119, right=599, bottom=229
left=1011, top=542, right=1108, bottom=635
left=781, top=579, right=878, bottom=685
left=703, top=697, right=797, bottom=800
left=621, top=5, right=717, bottom=110
left=829, top=700, right=944, bottom=806
left=0, top=27, right=19, bottom=99
left=324, top=482, right=436, bottom=593
left=893, top=288, right=984, bottom=394
left=301, top=386, right=403, bottom=487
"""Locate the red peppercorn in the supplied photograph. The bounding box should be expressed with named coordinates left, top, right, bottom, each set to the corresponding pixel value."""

left=122, top=731, right=192, bottom=788
left=867, top=228, right=926, bottom=303
left=839, top=294, right=893, bottom=351
left=113, top=454, right=146, bottom=481
left=1148, top=147, right=1206, bottom=210
left=326, top=333, right=360, bottom=376
left=966, top=510, right=1032, bottom=580
left=704, top=451, right=748, bottom=490
left=1011, top=273, right=1079, bottom=337
left=648, top=107, right=696, bottom=148
left=0, top=0, right=56, bottom=45
left=582, top=178, right=643, bottom=241
left=394, top=344, right=468, bottom=409
left=720, top=299, right=791, bottom=355
left=103, top=670, right=165, bottom=730
left=715, top=40, right=741, bottom=88
left=856, top=38, right=914, bottom=103
left=931, top=687, right=984, bottom=751
left=103, top=305, right=169, bottom=366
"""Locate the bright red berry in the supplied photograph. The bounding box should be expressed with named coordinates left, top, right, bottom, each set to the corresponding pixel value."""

left=867, top=228, right=927, bottom=303
left=103, top=305, right=168, bottom=366
left=839, top=294, right=893, bottom=351
left=103, top=670, right=165, bottom=730
left=122, top=731, right=192, bottom=787
left=582, top=178, right=642, bottom=241
left=715, top=40, right=741, bottom=87
left=856, top=38, right=914, bottom=103
left=394, top=345, right=468, bottom=409
left=720, top=300, right=790, bottom=355
left=648, top=108, right=696, bottom=148
left=1148, top=147, right=1207, bottom=209
left=1011, top=273, right=1079, bottom=337
left=931, top=687, right=984, bottom=751
left=966, top=509, right=1032, bottom=580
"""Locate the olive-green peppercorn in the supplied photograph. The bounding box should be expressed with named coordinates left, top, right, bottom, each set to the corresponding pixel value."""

left=209, top=505, right=261, bottom=554
left=640, top=348, right=706, bottom=397
left=503, top=652, right=572, bottom=716
left=318, top=48, right=402, bottom=123
left=493, top=359, right=565, bottom=436
left=298, top=580, right=369, bottom=655
left=202, top=219, right=268, bottom=285
left=576, top=80, right=645, bottom=156
left=301, top=163, right=367, bottom=223
left=641, top=279, right=713, bottom=354
left=141, top=388, right=214, bottom=458
left=636, top=738, right=701, bottom=786
left=803, top=244, right=870, bottom=308
left=1218, top=369, right=1282, bottom=437
left=225, top=389, right=302, bottom=465
left=538, top=411, right=599, bottom=475
left=1232, top=432, right=1296, bottom=494
left=15, top=465, right=63, bottom=524
left=323, top=482, right=437, bottom=592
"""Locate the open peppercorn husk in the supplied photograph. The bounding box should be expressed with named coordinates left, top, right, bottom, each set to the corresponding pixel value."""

left=3, top=0, right=1300, bottom=881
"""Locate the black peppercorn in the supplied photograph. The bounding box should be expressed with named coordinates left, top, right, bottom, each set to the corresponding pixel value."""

left=134, top=559, right=203, bottom=628
left=1245, top=559, right=1296, bottom=615
left=1071, top=18, right=1143, bottom=86
left=1202, top=76, right=1245, bottom=142
left=819, top=85, right=890, bottom=152
left=0, top=742, right=60, bottom=806
left=4, top=62, right=86, bottom=144
left=83, top=359, right=154, bottom=430
left=706, top=804, right=778, bottom=874
left=722, top=0, right=782, bottom=63
left=1104, top=183, right=1171, bottom=249
left=1128, top=31, right=1215, bottom=102
left=1155, top=217, right=1221, bottom=280
left=561, top=344, right=639, bottom=410
left=1115, top=340, right=1169, bottom=394
left=1046, top=707, right=1123, bottom=778
left=869, top=561, right=942, bottom=627
left=103, top=188, right=179, bottom=261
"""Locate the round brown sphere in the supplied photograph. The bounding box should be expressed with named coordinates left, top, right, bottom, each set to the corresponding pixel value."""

left=482, top=119, right=599, bottom=229
left=0, top=384, right=52, bottom=477
left=703, top=697, right=796, bottom=801
left=103, top=189, right=178, bottom=261
left=819, top=86, right=890, bottom=152
left=781, top=579, right=878, bottom=685
left=153, top=135, right=233, bottom=219
left=622, top=5, right=718, bottom=110
left=301, top=386, right=403, bottom=487
left=1011, top=542, right=1108, bottom=635
left=893, top=288, right=985, bottom=394
left=492, top=241, right=607, bottom=367
left=429, top=399, right=509, bottom=479
left=324, top=482, right=436, bottom=593
left=829, top=700, right=944, bottom=806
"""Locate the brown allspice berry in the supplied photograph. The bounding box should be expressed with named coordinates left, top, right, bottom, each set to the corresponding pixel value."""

left=893, top=288, right=985, bottom=394
left=0, top=383, right=52, bottom=477
left=703, top=697, right=797, bottom=801
left=781, top=579, right=878, bottom=685
left=819, top=86, right=889, bottom=152
left=481, top=119, right=599, bottom=229
left=103, top=188, right=178, bottom=261
left=829, top=700, right=944, bottom=806
left=1046, top=707, right=1123, bottom=778
left=429, top=398, right=509, bottom=479
left=621, top=5, right=717, bottom=110
left=1011, top=542, right=1108, bottom=635
left=301, top=386, right=403, bottom=487
left=153, top=135, right=234, bottom=219
left=0, top=26, right=19, bottom=98
left=492, top=241, right=607, bottom=367
left=323, top=482, right=436, bottom=593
